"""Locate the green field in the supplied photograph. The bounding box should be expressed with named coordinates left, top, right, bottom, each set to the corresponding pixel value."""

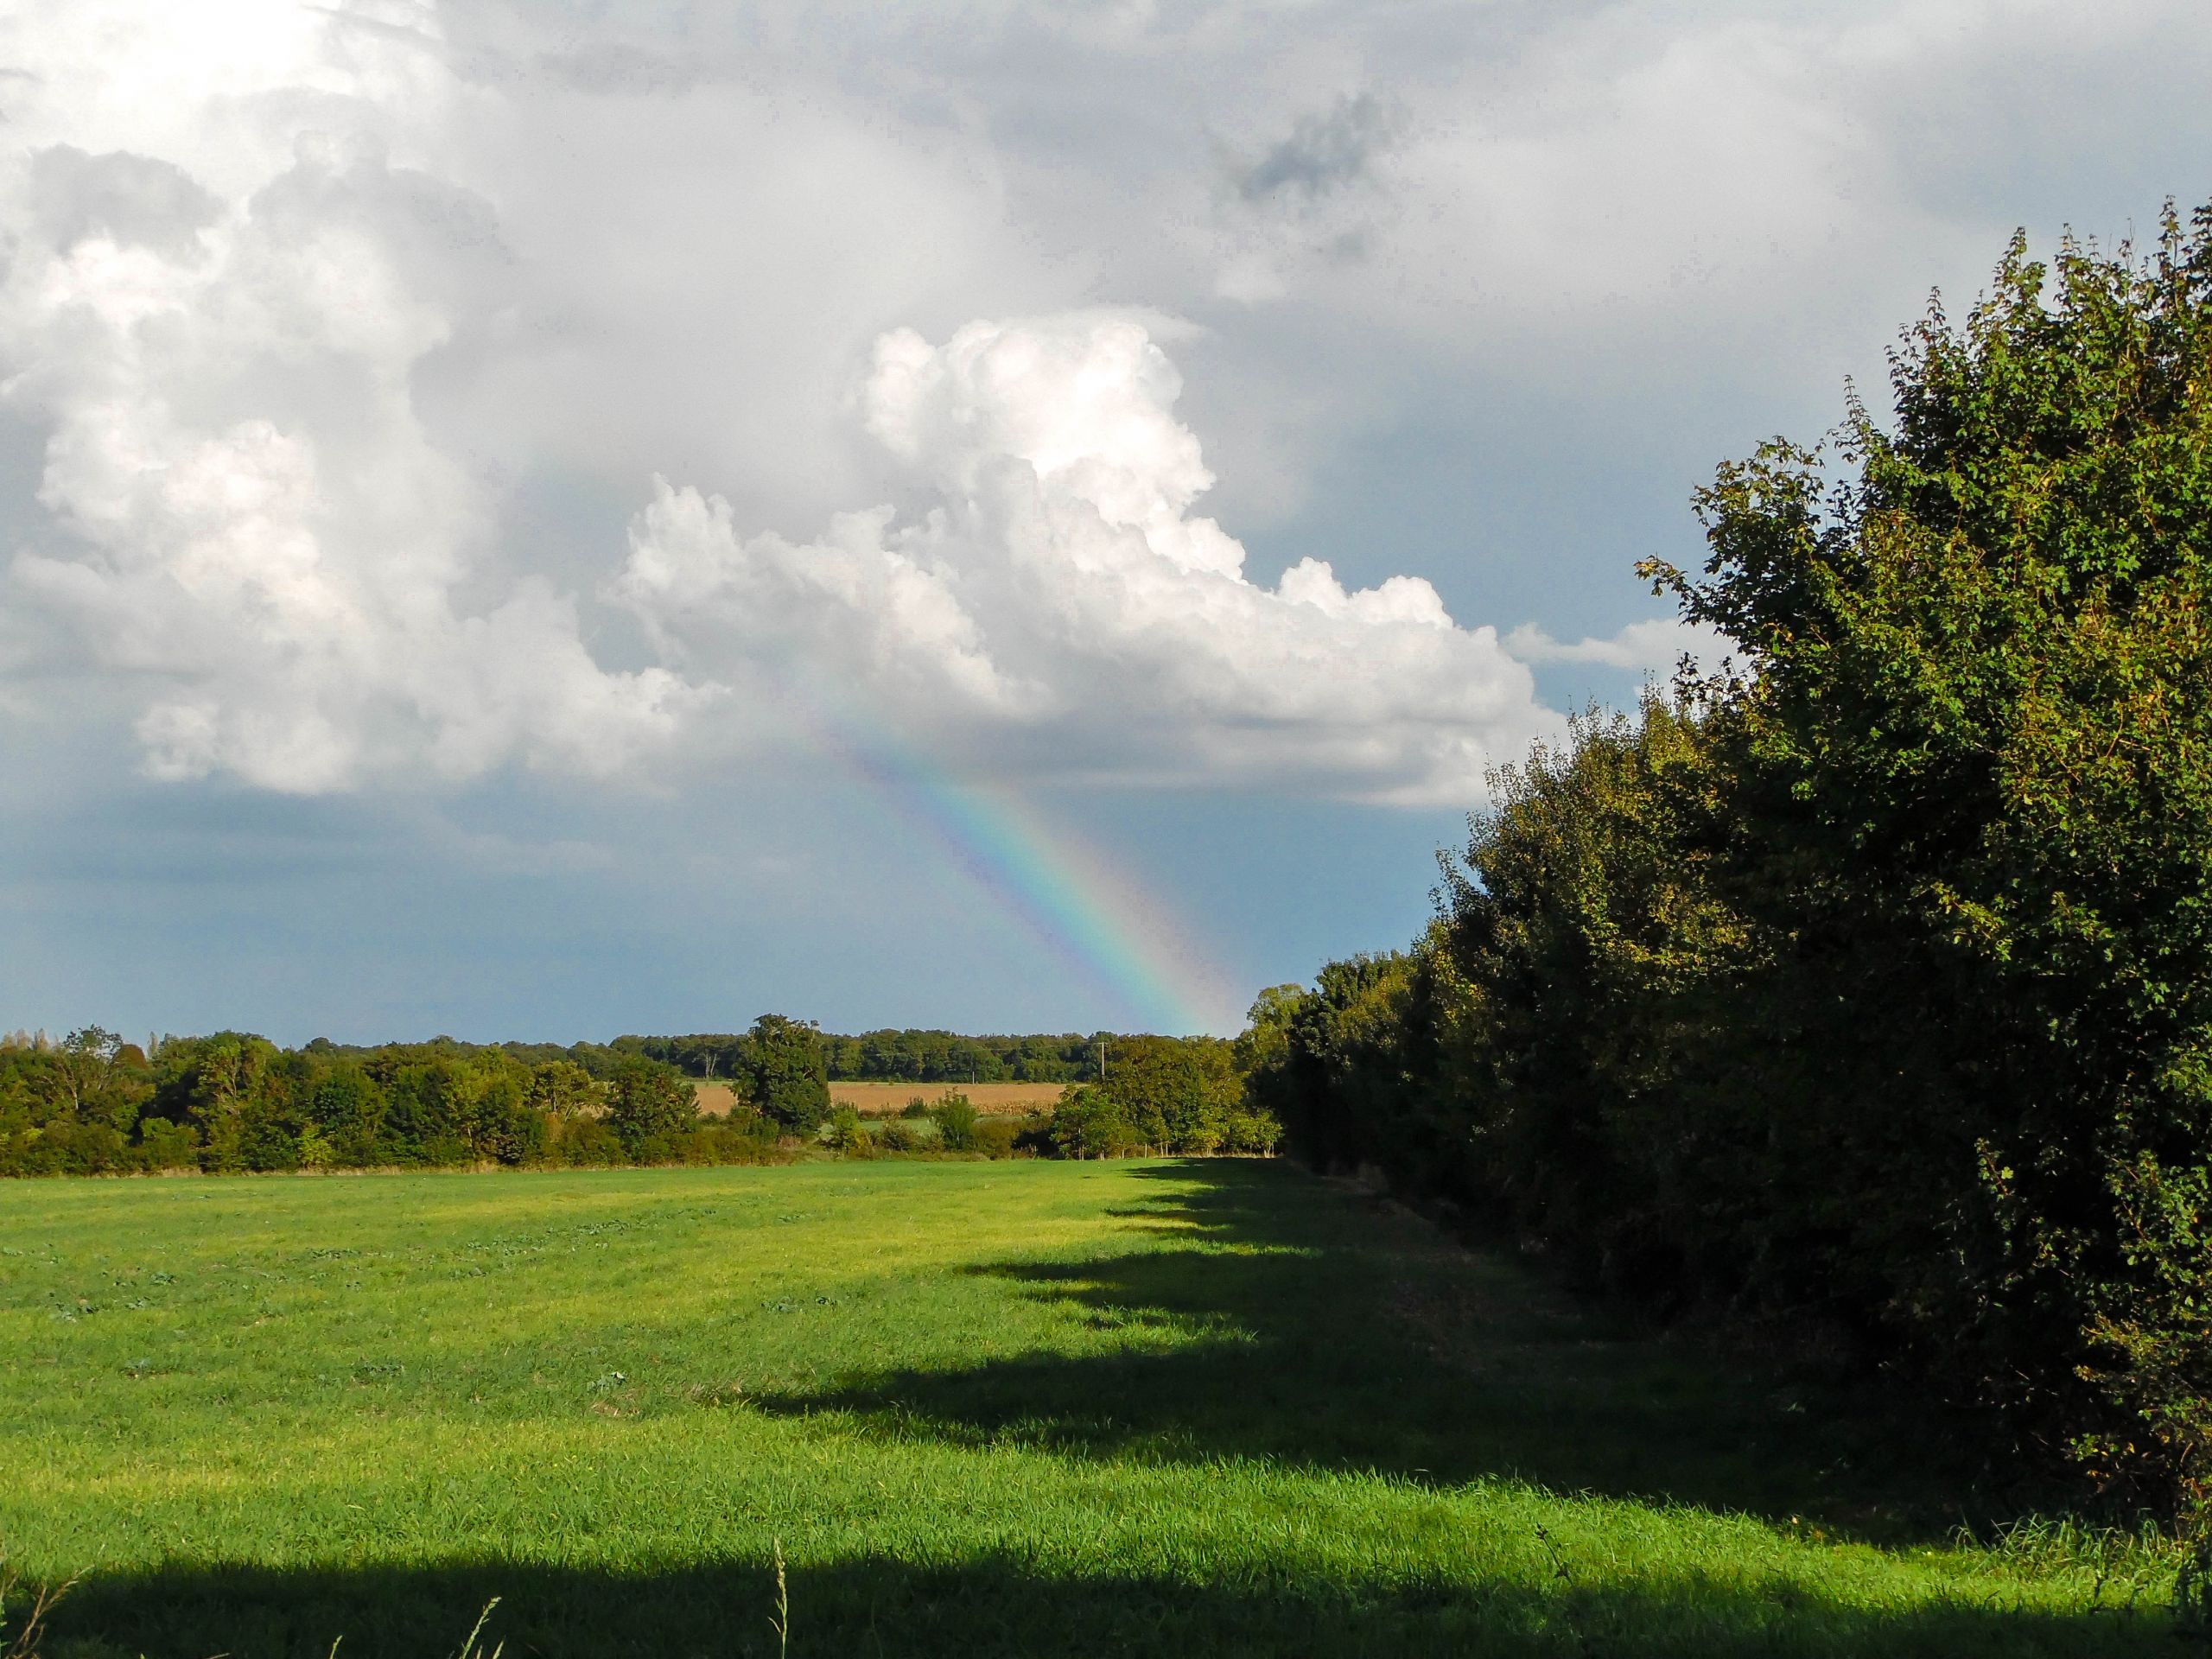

left=0, top=1160, right=2179, bottom=1656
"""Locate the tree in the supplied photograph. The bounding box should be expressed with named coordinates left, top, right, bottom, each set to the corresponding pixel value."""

left=607, top=1058, right=697, bottom=1158
left=1231, top=986, right=1303, bottom=1078
left=528, top=1060, right=601, bottom=1116
left=741, top=1015, right=829, bottom=1134
left=1261, top=209, right=2212, bottom=1508
left=1644, top=209, right=2212, bottom=1497
left=1094, top=1035, right=1242, bottom=1153
left=1049, top=1085, right=1140, bottom=1159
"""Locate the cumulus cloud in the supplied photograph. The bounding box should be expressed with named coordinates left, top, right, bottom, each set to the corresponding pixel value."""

left=17, top=0, right=2170, bottom=816
left=0, top=1, right=697, bottom=793
left=0, top=4, right=1577, bottom=807
left=613, top=314, right=1561, bottom=804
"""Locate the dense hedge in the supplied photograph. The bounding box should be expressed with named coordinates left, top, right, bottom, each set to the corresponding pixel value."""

left=1250, top=213, right=2212, bottom=1517
left=0, top=1032, right=782, bottom=1175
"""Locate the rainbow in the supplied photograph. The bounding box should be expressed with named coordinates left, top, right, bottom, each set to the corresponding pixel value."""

left=788, top=685, right=1235, bottom=1034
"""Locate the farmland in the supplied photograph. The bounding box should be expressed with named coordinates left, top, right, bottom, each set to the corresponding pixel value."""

left=691, top=1079, right=1067, bottom=1117
left=0, top=1160, right=2181, bottom=1657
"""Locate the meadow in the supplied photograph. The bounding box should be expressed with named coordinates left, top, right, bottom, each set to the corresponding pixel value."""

left=0, top=1160, right=2183, bottom=1657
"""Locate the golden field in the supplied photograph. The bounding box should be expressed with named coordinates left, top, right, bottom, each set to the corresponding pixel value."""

left=692, top=1078, right=1069, bottom=1117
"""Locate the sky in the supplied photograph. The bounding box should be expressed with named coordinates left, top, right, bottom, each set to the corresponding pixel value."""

left=3, top=0, right=2209, bottom=1044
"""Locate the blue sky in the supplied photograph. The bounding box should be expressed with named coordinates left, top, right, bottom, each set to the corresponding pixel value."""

left=3, top=0, right=2209, bottom=1042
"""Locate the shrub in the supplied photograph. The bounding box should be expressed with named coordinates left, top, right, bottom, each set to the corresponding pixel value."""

left=933, top=1092, right=979, bottom=1151
left=875, top=1118, right=925, bottom=1154
left=823, top=1105, right=870, bottom=1154
left=552, top=1117, right=626, bottom=1167
left=972, top=1117, right=1020, bottom=1159
left=138, top=1119, right=200, bottom=1172
left=677, top=1119, right=781, bottom=1166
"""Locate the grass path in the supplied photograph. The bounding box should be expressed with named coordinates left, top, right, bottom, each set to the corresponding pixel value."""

left=0, top=1160, right=2177, bottom=1656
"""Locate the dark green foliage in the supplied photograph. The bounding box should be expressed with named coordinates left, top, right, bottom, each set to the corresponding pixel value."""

left=977, top=1119, right=1026, bottom=1159
left=628, top=1027, right=1123, bottom=1084
left=1048, top=1085, right=1142, bottom=1159
left=971, top=1116, right=1025, bottom=1158
left=1257, top=211, right=2212, bottom=1514
left=819, top=1028, right=1109, bottom=1084
left=740, top=1015, right=830, bottom=1135
left=0, top=1031, right=738, bottom=1177
left=607, top=1059, right=699, bottom=1160
left=1, top=1018, right=1269, bottom=1178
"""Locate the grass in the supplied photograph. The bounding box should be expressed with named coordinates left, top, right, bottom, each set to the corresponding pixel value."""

left=0, top=1159, right=2184, bottom=1656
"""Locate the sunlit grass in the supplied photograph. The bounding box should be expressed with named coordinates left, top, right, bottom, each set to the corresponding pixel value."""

left=0, top=1160, right=2183, bottom=1656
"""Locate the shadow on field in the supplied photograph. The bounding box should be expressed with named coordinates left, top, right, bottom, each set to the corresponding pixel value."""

left=753, top=1161, right=1977, bottom=1544
left=51, top=1549, right=2163, bottom=1659
left=37, top=1163, right=2165, bottom=1658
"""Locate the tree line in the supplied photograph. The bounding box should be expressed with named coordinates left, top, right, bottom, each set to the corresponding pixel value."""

left=0, top=1017, right=1277, bottom=1175
left=1246, top=212, right=2212, bottom=1520
left=626, top=1028, right=1122, bottom=1084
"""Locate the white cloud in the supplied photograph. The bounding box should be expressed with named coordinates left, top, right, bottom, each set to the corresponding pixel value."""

left=613, top=314, right=1562, bottom=804
left=0, top=2, right=698, bottom=793
left=1504, top=618, right=1732, bottom=676
left=5, top=0, right=2203, bottom=815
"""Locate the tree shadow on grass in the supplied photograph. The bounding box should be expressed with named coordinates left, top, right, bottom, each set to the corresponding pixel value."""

left=36, top=1163, right=2176, bottom=1657
left=50, top=1549, right=2169, bottom=1659
left=753, top=1161, right=2001, bottom=1546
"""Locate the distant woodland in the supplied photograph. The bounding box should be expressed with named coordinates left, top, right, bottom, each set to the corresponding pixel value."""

left=0, top=1018, right=1275, bottom=1179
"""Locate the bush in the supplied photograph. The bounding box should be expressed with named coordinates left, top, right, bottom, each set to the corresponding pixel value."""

left=933, top=1092, right=979, bottom=1151
left=972, top=1117, right=1020, bottom=1159
left=139, top=1119, right=200, bottom=1171
left=823, top=1105, right=871, bottom=1154
left=875, top=1118, right=925, bottom=1154
left=677, top=1118, right=781, bottom=1166
left=551, top=1117, right=626, bottom=1168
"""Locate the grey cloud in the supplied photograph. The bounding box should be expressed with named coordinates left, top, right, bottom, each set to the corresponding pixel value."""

left=533, top=45, right=716, bottom=99
left=1237, top=93, right=1403, bottom=207
left=29, top=145, right=221, bottom=257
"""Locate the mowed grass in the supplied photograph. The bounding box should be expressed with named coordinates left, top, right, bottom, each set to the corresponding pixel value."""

left=0, top=1160, right=2178, bottom=1657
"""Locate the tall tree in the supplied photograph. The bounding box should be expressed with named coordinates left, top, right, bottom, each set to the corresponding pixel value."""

left=741, top=1015, right=830, bottom=1134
